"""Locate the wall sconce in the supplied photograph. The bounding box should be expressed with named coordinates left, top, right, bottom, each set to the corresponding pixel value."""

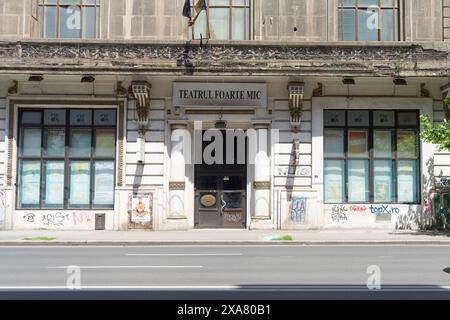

left=130, top=81, right=152, bottom=164
left=288, top=82, right=304, bottom=131
left=393, top=77, right=407, bottom=86
left=81, top=75, right=95, bottom=83
left=28, top=74, right=43, bottom=82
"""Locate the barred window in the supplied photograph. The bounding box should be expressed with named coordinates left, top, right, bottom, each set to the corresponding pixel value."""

left=338, top=0, right=399, bottom=41
left=38, top=0, right=100, bottom=39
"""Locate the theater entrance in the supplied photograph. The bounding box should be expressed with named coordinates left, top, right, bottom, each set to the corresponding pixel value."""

left=194, top=130, right=247, bottom=229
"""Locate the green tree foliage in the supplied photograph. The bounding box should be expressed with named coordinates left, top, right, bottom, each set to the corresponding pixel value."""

left=420, top=111, right=450, bottom=151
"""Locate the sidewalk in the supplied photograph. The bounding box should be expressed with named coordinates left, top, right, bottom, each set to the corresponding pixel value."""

left=1, top=229, right=450, bottom=245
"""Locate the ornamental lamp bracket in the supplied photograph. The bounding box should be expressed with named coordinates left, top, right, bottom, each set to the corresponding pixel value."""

left=288, top=82, right=304, bottom=131
left=131, top=81, right=152, bottom=126
left=130, top=81, right=152, bottom=164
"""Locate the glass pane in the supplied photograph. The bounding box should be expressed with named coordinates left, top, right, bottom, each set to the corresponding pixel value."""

left=397, top=129, right=418, bottom=158
left=348, top=130, right=368, bottom=157
left=232, top=8, right=245, bottom=40
left=397, top=160, right=417, bottom=203
left=373, top=111, right=395, bottom=126
left=69, top=160, right=91, bottom=206
left=223, top=192, right=242, bottom=209
left=82, top=6, right=96, bottom=38
left=94, top=110, right=116, bottom=126
left=380, top=9, right=394, bottom=41
left=324, top=129, right=345, bottom=157
left=223, top=176, right=243, bottom=190
left=93, top=161, right=115, bottom=206
left=374, top=160, right=393, bottom=203
left=44, top=109, right=66, bottom=125
left=324, top=160, right=345, bottom=203
left=359, top=0, right=378, bottom=6
left=22, top=128, right=42, bottom=157
left=43, top=161, right=65, bottom=207
left=193, top=10, right=207, bottom=39
left=45, top=128, right=65, bottom=157
left=398, top=112, right=418, bottom=126
left=197, top=176, right=218, bottom=190
left=324, top=110, right=346, bottom=126
left=70, top=110, right=92, bottom=125
left=59, top=5, right=81, bottom=38
left=374, top=130, right=392, bottom=158
left=340, top=9, right=356, bottom=41
left=70, top=129, right=91, bottom=157
left=348, top=160, right=369, bottom=202
left=209, top=8, right=229, bottom=40
left=44, top=6, right=57, bottom=38
left=358, top=8, right=378, bottom=40
left=95, top=129, right=115, bottom=157
left=348, top=111, right=369, bottom=126
left=19, top=160, right=41, bottom=208
left=22, top=111, right=42, bottom=124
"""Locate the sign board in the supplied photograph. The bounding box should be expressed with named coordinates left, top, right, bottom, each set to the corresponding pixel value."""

left=131, top=195, right=152, bottom=223
left=173, top=82, right=267, bottom=108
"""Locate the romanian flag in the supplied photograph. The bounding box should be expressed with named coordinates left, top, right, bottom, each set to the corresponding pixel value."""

left=190, top=0, right=207, bottom=26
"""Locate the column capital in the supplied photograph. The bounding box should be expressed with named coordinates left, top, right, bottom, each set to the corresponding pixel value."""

left=251, top=118, right=272, bottom=129
left=168, top=118, right=189, bottom=129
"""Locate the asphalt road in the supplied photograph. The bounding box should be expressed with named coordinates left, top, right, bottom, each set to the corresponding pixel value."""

left=0, top=245, right=450, bottom=300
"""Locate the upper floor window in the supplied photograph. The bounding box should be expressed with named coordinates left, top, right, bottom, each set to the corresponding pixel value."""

left=38, top=0, right=100, bottom=39
left=338, top=0, right=399, bottom=41
left=191, top=0, right=251, bottom=40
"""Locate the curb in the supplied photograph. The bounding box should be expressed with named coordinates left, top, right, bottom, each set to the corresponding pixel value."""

left=2, top=240, right=450, bottom=246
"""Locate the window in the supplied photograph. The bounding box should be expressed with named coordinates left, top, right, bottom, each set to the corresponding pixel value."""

left=17, top=109, right=116, bottom=209
left=191, top=0, right=251, bottom=40
left=38, top=0, right=100, bottom=39
left=338, top=0, right=399, bottom=41
left=324, top=110, right=420, bottom=204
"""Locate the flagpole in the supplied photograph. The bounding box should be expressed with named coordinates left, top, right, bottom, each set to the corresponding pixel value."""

left=206, top=0, right=210, bottom=39
left=191, top=0, right=195, bottom=40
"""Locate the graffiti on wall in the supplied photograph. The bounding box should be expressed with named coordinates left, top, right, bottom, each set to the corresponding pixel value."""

left=331, top=205, right=348, bottom=223
left=330, top=204, right=404, bottom=224
left=20, top=211, right=95, bottom=229
left=288, top=197, right=307, bottom=223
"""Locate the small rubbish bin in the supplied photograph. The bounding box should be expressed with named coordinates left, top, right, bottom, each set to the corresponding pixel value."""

left=433, top=191, right=450, bottom=228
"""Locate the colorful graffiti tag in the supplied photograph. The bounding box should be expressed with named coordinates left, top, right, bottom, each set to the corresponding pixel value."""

left=288, top=197, right=307, bottom=223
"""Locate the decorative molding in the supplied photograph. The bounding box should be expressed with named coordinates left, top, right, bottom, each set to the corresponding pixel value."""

left=169, top=181, right=186, bottom=190
left=6, top=101, right=14, bottom=187
left=116, top=81, right=127, bottom=97
left=312, top=83, right=323, bottom=97
left=420, top=83, right=430, bottom=97
left=0, top=42, right=446, bottom=77
left=253, top=181, right=271, bottom=190
left=117, top=102, right=125, bottom=187
left=7, top=80, right=18, bottom=95
left=288, top=82, right=304, bottom=131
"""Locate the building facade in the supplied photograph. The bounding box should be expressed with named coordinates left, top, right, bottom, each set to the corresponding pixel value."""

left=0, top=0, right=449, bottom=231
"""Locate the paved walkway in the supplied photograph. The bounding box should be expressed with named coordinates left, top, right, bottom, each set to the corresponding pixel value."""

left=0, top=229, right=450, bottom=245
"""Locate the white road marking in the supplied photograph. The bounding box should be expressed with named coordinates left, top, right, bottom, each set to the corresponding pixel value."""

left=48, top=266, right=203, bottom=269
left=126, top=253, right=243, bottom=256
